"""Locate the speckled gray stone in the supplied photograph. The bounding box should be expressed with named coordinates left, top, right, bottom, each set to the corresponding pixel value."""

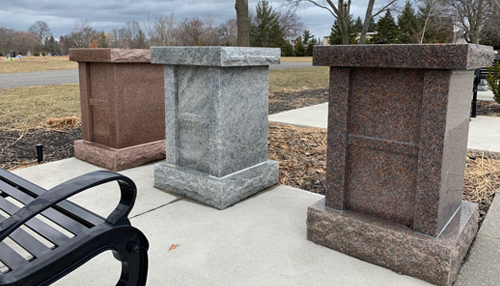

left=153, top=47, right=279, bottom=209
left=155, top=160, right=279, bottom=209
left=151, top=46, right=281, bottom=67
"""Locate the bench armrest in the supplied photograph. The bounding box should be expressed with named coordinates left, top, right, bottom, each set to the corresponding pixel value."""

left=0, top=171, right=136, bottom=242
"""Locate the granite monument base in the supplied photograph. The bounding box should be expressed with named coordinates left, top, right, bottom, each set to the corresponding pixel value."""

left=154, top=160, right=279, bottom=209
left=307, top=198, right=479, bottom=286
left=74, top=140, right=166, bottom=171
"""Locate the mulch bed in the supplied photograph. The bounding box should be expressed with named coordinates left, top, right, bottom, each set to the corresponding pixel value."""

left=1, top=90, right=499, bottom=225
left=476, top=100, right=500, bottom=117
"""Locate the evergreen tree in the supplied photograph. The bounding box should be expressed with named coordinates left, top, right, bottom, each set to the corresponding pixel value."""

left=329, top=15, right=356, bottom=45
left=353, top=17, right=363, bottom=34
left=99, top=31, right=109, bottom=48
left=302, top=30, right=313, bottom=45
left=368, top=16, right=376, bottom=32
left=250, top=1, right=286, bottom=48
left=372, top=10, right=400, bottom=44
left=306, top=38, right=316, bottom=57
left=294, top=36, right=305, bottom=56
left=398, top=1, right=417, bottom=44
left=283, top=42, right=294, bottom=56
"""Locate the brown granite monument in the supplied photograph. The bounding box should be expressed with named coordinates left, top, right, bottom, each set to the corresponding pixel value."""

left=70, top=49, right=165, bottom=171
left=307, top=44, right=494, bottom=286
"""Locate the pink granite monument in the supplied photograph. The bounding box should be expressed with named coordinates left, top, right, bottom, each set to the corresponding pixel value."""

left=70, top=49, right=165, bottom=171
left=308, top=44, right=494, bottom=286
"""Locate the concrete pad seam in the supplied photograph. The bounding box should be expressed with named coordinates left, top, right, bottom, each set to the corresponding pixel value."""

left=129, top=197, right=184, bottom=219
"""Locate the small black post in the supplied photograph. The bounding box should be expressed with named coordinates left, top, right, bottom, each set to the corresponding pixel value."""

left=36, top=144, right=43, bottom=163
left=471, top=68, right=480, bottom=118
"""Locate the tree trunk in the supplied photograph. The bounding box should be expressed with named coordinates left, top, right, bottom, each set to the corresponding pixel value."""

left=359, top=0, right=375, bottom=44
left=235, top=0, right=250, bottom=47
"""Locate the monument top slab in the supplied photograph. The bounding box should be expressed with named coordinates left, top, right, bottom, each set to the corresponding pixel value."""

left=151, top=46, right=281, bottom=67
left=69, top=48, right=151, bottom=63
left=313, top=44, right=494, bottom=70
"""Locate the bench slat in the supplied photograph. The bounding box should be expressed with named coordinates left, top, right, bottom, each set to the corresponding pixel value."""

left=0, top=169, right=105, bottom=226
left=0, top=197, right=69, bottom=246
left=0, top=242, right=28, bottom=271
left=0, top=215, right=51, bottom=260
left=0, top=181, right=90, bottom=235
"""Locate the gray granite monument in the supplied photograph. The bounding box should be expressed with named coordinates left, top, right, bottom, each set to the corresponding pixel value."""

left=151, top=47, right=280, bottom=209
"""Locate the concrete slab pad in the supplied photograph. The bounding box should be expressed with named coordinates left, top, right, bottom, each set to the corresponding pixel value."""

left=52, top=184, right=431, bottom=286
left=477, top=89, right=495, bottom=102
left=269, top=103, right=328, bottom=129
left=11, top=158, right=179, bottom=218
left=476, top=194, right=500, bottom=239
left=468, top=116, right=500, bottom=153
left=455, top=234, right=500, bottom=286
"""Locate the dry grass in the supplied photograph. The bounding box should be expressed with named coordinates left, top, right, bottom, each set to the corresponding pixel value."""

left=281, top=57, right=313, bottom=63
left=464, top=150, right=500, bottom=219
left=0, top=84, right=80, bottom=131
left=0, top=56, right=77, bottom=74
left=269, top=66, right=329, bottom=94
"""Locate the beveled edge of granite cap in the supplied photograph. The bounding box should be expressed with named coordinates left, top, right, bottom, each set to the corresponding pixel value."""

left=313, top=44, right=494, bottom=70
left=150, top=46, right=281, bottom=66
left=69, top=48, right=151, bottom=63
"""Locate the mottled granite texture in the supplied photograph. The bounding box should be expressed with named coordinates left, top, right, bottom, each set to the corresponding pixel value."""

left=307, top=199, right=479, bottom=286
left=70, top=48, right=151, bottom=63
left=153, top=47, right=280, bottom=209
left=155, top=160, right=279, bottom=209
left=70, top=49, right=165, bottom=170
left=151, top=46, right=281, bottom=67
left=74, top=140, right=166, bottom=171
left=313, top=44, right=494, bottom=69
left=309, top=44, right=493, bottom=285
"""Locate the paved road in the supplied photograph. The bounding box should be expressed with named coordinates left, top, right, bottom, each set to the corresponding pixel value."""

left=0, top=69, right=79, bottom=89
left=0, top=62, right=313, bottom=89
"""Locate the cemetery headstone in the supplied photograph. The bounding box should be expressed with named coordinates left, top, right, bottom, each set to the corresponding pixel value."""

left=308, top=44, right=494, bottom=286
left=70, top=48, right=166, bottom=171
left=151, top=46, right=280, bottom=209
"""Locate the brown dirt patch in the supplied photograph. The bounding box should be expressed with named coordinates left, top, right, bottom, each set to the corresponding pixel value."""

left=477, top=100, right=500, bottom=117
left=269, top=88, right=328, bottom=114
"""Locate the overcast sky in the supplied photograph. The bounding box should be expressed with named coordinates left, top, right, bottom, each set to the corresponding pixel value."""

left=0, top=0, right=396, bottom=40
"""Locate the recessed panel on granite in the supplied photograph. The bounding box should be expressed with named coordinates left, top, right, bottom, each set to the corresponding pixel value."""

left=348, top=68, right=424, bottom=143
left=114, top=63, right=165, bottom=148
left=215, top=66, right=269, bottom=177
left=347, top=146, right=417, bottom=226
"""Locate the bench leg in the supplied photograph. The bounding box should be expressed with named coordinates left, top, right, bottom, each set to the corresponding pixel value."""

left=112, top=229, right=149, bottom=286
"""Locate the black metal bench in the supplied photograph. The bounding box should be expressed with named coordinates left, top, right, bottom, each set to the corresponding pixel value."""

left=471, top=55, right=500, bottom=117
left=0, top=168, right=149, bottom=285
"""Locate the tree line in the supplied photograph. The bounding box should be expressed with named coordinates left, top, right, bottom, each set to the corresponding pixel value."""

left=0, top=1, right=305, bottom=56
left=289, top=0, right=500, bottom=48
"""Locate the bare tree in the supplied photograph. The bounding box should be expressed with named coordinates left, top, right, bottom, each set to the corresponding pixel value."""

left=283, top=0, right=397, bottom=44
left=146, top=12, right=178, bottom=46
left=448, top=0, right=488, bottom=44
left=28, top=21, right=51, bottom=46
left=277, top=9, right=305, bottom=37
left=177, top=17, right=205, bottom=46
left=70, top=20, right=97, bottom=48
left=235, top=0, right=250, bottom=46
left=480, top=0, right=500, bottom=47
left=219, top=18, right=238, bottom=46
left=0, top=28, right=13, bottom=56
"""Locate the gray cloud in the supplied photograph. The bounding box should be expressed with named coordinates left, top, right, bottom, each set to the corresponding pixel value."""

left=1, top=0, right=390, bottom=41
